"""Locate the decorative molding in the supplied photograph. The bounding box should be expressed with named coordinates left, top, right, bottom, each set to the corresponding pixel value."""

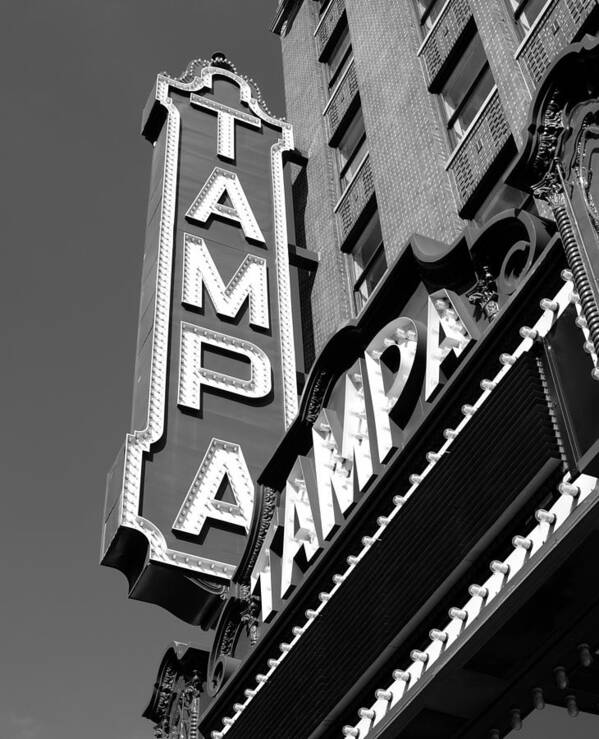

left=324, top=58, right=359, bottom=139
left=466, top=265, right=499, bottom=321
left=205, top=484, right=279, bottom=696
left=334, top=153, right=375, bottom=242
left=144, top=645, right=207, bottom=739
left=417, top=0, right=473, bottom=87
left=237, top=486, right=279, bottom=582
left=314, top=0, right=346, bottom=59
left=510, top=36, right=599, bottom=369
left=514, top=0, right=598, bottom=84
left=446, top=87, right=512, bottom=213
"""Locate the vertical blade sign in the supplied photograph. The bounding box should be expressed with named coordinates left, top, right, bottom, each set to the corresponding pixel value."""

left=101, top=58, right=298, bottom=625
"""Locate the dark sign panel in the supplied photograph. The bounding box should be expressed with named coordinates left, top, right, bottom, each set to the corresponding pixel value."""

left=101, top=59, right=298, bottom=623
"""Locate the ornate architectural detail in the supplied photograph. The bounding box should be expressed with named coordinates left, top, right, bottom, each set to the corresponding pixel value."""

left=220, top=620, right=237, bottom=658
left=528, top=90, right=564, bottom=187
left=153, top=663, right=177, bottom=735
left=239, top=486, right=279, bottom=581
left=305, top=370, right=330, bottom=424
left=447, top=87, right=512, bottom=213
left=510, top=37, right=599, bottom=370
left=466, top=266, right=499, bottom=321
left=418, top=0, right=472, bottom=87
left=324, top=59, right=359, bottom=139
left=270, top=0, right=302, bottom=38
left=314, top=0, right=346, bottom=59
left=239, top=584, right=261, bottom=647
left=335, top=153, right=375, bottom=242
left=515, top=0, right=598, bottom=84
left=144, top=645, right=208, bottom=739
left=176, top=54, right=282, bottom=120
left=204, top=484, right=278, bottom=696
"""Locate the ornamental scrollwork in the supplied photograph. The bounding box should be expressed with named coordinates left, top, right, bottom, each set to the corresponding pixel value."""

left=466, top=265, right=499, bottom=321
left=239, top=584, right=261, bottom=647
left=510, top=36, right=599, bottom=368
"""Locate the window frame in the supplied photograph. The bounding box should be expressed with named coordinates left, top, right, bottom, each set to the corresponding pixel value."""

left=338, top=132, right=367, bottom=191
left=444, top=61, right=492, bottom=144
left=325, top=26, right=353, bottom=88
left=346, top=211, right=387, bottom=313
left=415, top=0, right=444, bottom=32
left=328, top=47, right=353, bottom=89
left=352, top=239, right=386, bottom=311
left=509, top=0, right=550, bottom=35
left=336, top=105, right=368, bottom=192
left=317, top=0, right=333, bottom=16
left=437, top=30, right=494, bottom=148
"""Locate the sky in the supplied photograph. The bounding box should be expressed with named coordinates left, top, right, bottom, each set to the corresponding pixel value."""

left=1, top=3, right=598, bottom=739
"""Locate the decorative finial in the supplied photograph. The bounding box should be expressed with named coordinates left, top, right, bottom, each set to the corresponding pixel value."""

left=211, top=52, right=234, bottom=72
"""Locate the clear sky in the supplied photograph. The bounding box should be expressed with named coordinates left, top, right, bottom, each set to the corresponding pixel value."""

left=2, top=3, right=598, bottom=739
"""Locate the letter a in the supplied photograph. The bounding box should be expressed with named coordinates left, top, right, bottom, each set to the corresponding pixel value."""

left=173, top=438, right=254, bottom=536
left=186, top=167, right=265, bottom=243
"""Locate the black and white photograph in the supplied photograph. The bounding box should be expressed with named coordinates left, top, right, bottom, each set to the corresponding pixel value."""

left=3, top=1, right=599, bottom=737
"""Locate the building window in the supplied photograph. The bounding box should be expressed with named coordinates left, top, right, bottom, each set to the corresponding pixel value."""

left=508, top=0, right=548, bottom=36
left=415, top=0, right=444, bottom=32
left=337, top=106, right=368, bottom=191
left=439, top=32, right=494, bottom=147
left=325, top=23, right=352, bottom=86
left=350, top=211, right=387, bottom=312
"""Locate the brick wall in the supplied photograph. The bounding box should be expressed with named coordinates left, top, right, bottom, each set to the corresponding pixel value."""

left=277, top=0, right=587, bottom=352
left=281, top=1, right=353, bottom=356
left=469, top=0, right=532, bottom=148
left=344, top=0, right=464, bottom=263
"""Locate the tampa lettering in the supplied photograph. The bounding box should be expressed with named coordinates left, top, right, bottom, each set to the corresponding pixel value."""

left=251, top=290, right=476, bottom=621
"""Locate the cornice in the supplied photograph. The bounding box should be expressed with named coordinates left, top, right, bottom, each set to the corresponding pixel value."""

left=509, top=36, right=599, bottom=192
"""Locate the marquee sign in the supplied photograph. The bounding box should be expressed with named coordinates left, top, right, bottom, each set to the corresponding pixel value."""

left=199, top=211, right=555, bottom=698
left=246, top=214, right=555, bottom=625
left=101, top=56, right=299, bottom=624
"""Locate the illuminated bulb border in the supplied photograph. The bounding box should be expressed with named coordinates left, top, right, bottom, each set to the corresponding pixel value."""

left=111, top=63, right=298, bottom=579
left=214, top=277, right=599, bottom=736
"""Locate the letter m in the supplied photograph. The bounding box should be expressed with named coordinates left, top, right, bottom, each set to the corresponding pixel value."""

left=182, top=233, right=269, bottom=329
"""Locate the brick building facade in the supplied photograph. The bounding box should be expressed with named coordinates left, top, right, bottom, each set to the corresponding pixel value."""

left=275, top=0, right=599, bottom=353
